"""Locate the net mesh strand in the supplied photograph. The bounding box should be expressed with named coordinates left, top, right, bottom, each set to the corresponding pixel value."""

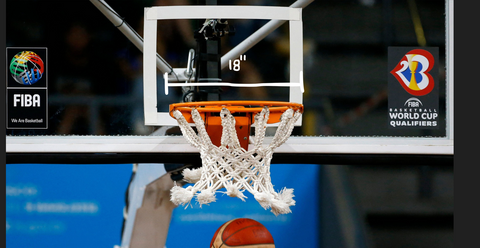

left=170, top=106, right=301, bottom=215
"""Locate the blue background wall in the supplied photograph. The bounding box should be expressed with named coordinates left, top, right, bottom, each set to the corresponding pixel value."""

left=6, top=164, right=133, bottom=247
left=166, top=164, right=320, bottom=248
left=6, top=163, right=320, bottom=248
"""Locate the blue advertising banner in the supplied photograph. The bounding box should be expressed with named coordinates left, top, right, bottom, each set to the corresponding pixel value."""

left=6, top=163, right=320, bottom=248
left=6, top=164, right=133, bottom=248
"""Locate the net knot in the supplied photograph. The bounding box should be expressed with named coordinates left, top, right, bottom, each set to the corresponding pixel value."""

left=170, top=185, right=194, bottom=207
left=182, top=167, right=202, bottom=183
left=225, top=182, right=247, bottom=201
left=197, top=189, right=217, bottom=206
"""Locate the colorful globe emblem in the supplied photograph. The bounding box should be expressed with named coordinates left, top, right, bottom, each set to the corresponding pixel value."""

left=9, top=51, right=45, bottom=85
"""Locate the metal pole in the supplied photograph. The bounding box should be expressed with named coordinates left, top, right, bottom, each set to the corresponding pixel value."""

left=220, top=0, right=314, bottom=69
left=90, top=0, right=173, bottom=74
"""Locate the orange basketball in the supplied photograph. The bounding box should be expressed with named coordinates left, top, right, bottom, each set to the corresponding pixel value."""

left=210, top=218, right=275, bottom=248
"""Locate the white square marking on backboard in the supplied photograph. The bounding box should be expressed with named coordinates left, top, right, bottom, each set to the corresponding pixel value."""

left=143, top=6, right=303, bottom=126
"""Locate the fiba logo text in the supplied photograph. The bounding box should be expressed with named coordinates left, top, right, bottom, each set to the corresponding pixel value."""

left=13, top=94, right=41, bottom=107
left=9, top=51, right=45, bottom=85
left=390, top=49, right=434, bottom=96
left=404, top=97, right=422, bottom=108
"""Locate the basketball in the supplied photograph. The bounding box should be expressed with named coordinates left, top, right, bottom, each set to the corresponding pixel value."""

left=210, top=218, right=275, bottom=248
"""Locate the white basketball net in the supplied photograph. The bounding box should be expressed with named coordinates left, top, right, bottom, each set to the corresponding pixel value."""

left=169, top=106, right=301, bottom=215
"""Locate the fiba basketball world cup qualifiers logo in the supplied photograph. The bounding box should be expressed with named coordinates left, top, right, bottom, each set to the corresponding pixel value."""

left=9, top=51, right=45, bottom=85
left=388, top=47, right=439, bottom=129
left=390, top=49, right=434, bottom=96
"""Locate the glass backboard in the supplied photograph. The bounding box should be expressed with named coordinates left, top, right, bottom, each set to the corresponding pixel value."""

left=5, top=0, right=453, bottom=164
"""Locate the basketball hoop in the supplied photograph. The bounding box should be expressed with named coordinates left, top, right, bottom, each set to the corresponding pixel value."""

left=169, top=101, right=303, bottom=215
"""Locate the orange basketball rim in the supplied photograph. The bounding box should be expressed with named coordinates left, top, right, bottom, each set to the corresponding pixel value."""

left=170, top=101, right=304, bottom=150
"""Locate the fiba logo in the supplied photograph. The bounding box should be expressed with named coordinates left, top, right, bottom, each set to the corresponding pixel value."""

left=404, top=97, right=423, bottom=107
left=390, top=49, right=434, bottom=96
left=9, top=51, right=45, bottom=85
